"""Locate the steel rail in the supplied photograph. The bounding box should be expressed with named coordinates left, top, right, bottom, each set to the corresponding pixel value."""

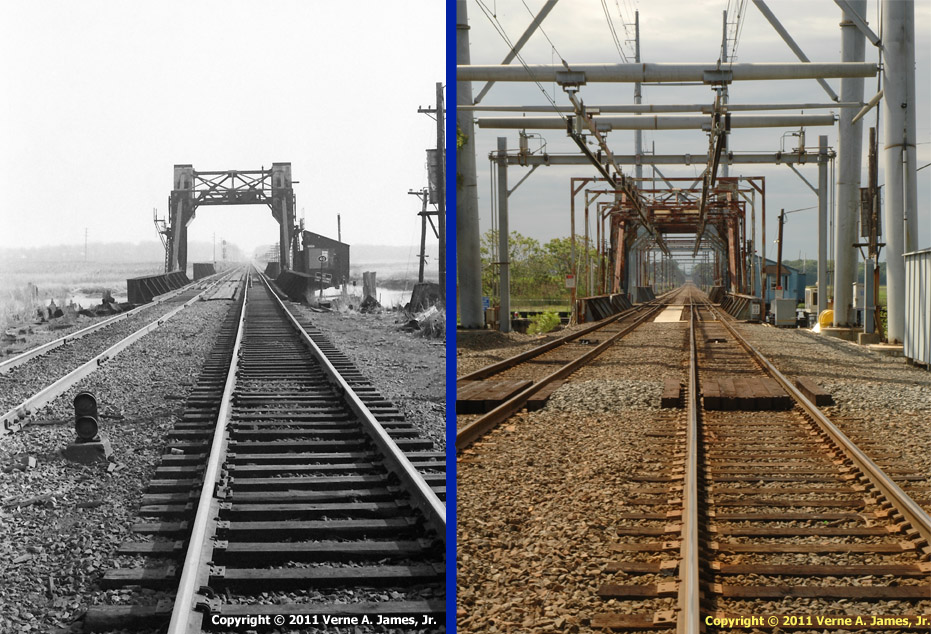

left=0, top=273, right=222, bottom=375
left=678, top=294, right=701, bottom=634
left=458, top=305, right=646, bottom=383
left=257, top=271, right=446, bottom=539
left=706, top=302, right=931, bottom=547
left=0, top=271, right=239, bottom=437
left=167, top=271, right=247, bottom=634
left=456, top=299, right=671, bottom=451
left=459, top=289, right=680, bottom=383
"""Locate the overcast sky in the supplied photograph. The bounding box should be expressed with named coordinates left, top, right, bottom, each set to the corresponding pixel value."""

left=461, top=0, right=930, bottom=267
left=1, top=1, right=445, bottom=254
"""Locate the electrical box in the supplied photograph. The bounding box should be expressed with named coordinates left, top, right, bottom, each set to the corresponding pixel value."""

left=773, top=298, right=797, bottom=327
left=804, top=286, right=818, bottom=314
left=852, top=282, right=865, bottom=309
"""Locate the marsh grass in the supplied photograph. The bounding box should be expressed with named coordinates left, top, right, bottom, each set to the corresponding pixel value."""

left=0, top=260, right=162, bottom=329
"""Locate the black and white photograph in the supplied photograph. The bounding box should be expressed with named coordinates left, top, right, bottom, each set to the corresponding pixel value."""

left=1, top=2, right=447, bottom=632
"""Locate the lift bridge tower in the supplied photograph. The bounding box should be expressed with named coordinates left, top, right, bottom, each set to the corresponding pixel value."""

left=158, top=163, right=296, bottom=273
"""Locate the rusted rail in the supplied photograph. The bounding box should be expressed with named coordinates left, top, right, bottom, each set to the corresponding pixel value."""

left=456, top=298, right=673, bottom=451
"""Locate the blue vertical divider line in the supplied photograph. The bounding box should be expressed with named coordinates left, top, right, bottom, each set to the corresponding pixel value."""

left=445, top=0, right=457, bottom=630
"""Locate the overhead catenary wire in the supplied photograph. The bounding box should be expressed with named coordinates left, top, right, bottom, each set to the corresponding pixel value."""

left=474, top=0, right=568, bottom=121
left=601, top=0, right=629, bottom=63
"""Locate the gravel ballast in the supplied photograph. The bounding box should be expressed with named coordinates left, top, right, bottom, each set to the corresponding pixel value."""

left=457, top=319, right=688, bottom=633
left=0, top=299, right=233, bottom=633
left=734, top=323, right=931, bottom=511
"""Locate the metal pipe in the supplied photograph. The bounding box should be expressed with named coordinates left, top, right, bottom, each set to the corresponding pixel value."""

left=477, top=113, right=837, bottom=130
left=882, top=0, right=919, bottom=343
left=503, top=152, right=831, bottom=165
left=818, top=136, right=829, bottom=316
left=832, top=0, right=867, bottom=327
left=497, top=138, right=510, bottom=333
left=850, top=89, right=883, bottom=124
left=457, top=61, right=878, bottom=83
left=461, top=102, right=864, bottom=112
left=457, top=0, right=484, bottom=328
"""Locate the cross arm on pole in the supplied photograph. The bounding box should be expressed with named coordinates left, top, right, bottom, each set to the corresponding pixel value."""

left=473, top=0, right=560, bottom=105
left=833, top=0, right=881, bottom=46
left=751, top=0, right=840, bottom=102
left=787, top=164, right=818, bottom=194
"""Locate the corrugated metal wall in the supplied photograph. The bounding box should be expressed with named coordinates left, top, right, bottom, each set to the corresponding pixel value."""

left=904, top=249, right=931, bottom=366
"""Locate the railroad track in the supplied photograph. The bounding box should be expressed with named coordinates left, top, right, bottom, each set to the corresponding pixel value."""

left=87, top=269, right=445, bottom=633
left=0, top=269, right=242, bottom=437
left=456, top=286, right=693, bottom=451
left=593, top=290, right=931, bottom=631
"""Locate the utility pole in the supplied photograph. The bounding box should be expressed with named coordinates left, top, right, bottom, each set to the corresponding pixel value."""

left=855, top=127, right=883, bottom=334
left=417, top=82, right=446, bottom=302
left=84, top=228, right=88, bottom=262
left=775, top=209, right=785, bottom=297
left=435, top=82, right=446, bottom=303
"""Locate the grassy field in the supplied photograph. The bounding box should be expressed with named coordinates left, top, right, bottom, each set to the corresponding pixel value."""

left=0, top=260, right=163, bottom=329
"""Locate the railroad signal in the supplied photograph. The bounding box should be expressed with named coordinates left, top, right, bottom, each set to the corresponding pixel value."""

left=73, top=392, right=100, bottom=442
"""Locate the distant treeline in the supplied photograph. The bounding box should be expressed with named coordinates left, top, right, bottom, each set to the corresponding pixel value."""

left=783, top=259, right=887, bottom=285
left=0, top=241, right=234, bottom=263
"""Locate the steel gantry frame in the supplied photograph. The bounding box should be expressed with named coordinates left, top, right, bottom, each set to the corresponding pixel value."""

left=457, top=0, right=923, bottom=347
left=161, top=163, right=296, bottom=274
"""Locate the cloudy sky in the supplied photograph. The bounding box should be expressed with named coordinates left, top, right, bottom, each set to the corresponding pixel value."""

left=461, top=0, right=930, bottom=268
left=1, top=1, right=445, bottom=254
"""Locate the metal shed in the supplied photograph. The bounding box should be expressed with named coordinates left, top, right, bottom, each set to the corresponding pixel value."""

left=904, top=248, right=931, bottom=367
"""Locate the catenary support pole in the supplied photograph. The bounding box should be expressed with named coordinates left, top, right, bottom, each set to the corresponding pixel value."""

left=634, top=11, right=643, bottom=185
left=497, top=138, right=510, bottom=333
left=832, top=0, right=866, bottom=327
left=818, top=136, right=829, bottom=316
left=457, top=0, right=483, bottom=327
left=881, top=0, right=918, bottom=343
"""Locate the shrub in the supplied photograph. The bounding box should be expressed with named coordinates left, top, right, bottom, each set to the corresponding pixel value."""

left=527, top=310, right=560, bottom=335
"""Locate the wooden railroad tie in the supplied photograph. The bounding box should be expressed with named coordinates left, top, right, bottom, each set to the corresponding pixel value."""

left=660, top=379, right=682, bottom=408
left=701, top=377, right=791, bottom=411
left=794, top=376, right=835, bottom=406
left=455, top=379, right=533, bottom=414
left=526, top=380, right=565, bottom=411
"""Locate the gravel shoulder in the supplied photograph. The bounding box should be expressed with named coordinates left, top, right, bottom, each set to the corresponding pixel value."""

left=2, top=314, right=115, bottom=362
left=291, top=307, right=446, bottom=451
left=0, top=299, right=233, bottom=634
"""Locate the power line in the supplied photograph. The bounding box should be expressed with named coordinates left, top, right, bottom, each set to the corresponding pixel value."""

left=601, top=0, right=629, bottom=63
